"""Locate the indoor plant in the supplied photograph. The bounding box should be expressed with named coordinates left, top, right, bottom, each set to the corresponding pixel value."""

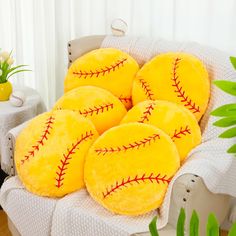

left=211, top=57, right=236, bottom=154
left=149, top=208, right=236, bottom=236
left=0, top=50, right=30, bottom=101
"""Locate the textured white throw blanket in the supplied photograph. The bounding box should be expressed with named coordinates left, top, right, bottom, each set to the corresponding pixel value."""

left=1, top=36, right=236, bottom=236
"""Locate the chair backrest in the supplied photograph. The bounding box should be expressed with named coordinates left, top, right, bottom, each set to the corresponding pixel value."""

left=67, top=35, right=105, bottom=68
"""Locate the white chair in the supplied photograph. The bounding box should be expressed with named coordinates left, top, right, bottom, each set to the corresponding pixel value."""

left=1, top=35, right=234, bottom=236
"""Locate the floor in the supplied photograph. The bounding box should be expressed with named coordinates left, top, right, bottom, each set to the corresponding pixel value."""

left=0, top=210, right=11, bottom=236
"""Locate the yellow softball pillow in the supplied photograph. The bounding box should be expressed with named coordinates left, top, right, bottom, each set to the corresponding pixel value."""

left=121, top=100, right=201, bottom=162
left=15, top=110, right=99, bottom=197
left=64, top=48, right=139, bottom=109
left=132, top=52, right=210, bottom=120
left=53, top=86, right=127, bottom=134
left=84, top=123, right=180, bottom=216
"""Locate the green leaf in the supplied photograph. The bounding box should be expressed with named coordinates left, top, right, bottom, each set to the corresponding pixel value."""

left=7, top=69, right=31, bottom=79
left=230, top=56, right=236, bottom=70
left=177, top=208, right=186, bottom=236
left=7, top=64, right=29, bottom=74
left=189, top=210, right=199, bottom=236
left=149, top=216, right=159, bottom=236
left=206, top=213, right=219, bottom=236
left=211, top=104, right=236, bottom=117
left=213, top=80, right=236, bottom=96
left=228, top=222, right=236, bottom=236
left=227, top=144, right=236, bottom=154
left=213, top=117, right=236, bottom=127
left=219, top=127, right=236, bottom=138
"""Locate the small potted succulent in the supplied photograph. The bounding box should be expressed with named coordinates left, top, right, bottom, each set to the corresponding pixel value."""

left=0, top=50, right=30, bottom=101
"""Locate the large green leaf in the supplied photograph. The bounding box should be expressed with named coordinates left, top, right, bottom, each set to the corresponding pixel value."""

left=228, top=222, right=236, bottom=236
left=7, top=69, right=31, bottom=79
left=230, top=56, right=236, bottom=70
left=206, top=213, right=219, bottom=236
left=189, top=210, right=199, bottom=236
left=211, top=104, right=236, bottom=117
left=149, top=216, right=159, bottom=236
left=213, top=117, right=236, bottom=127
left=177, top=208, right=186, bottom=236
left=227, top=144, right=236, bottom=154
left=219, top=127, right=236, bottom=138
left=213, top=80, right=236, bottom=96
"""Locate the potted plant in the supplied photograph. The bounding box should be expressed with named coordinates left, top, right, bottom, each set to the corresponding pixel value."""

left=211, top=56, right=236, bottom=154
left=0, top=50, right=30, bottom=101
left=149, top=208, right=236, bottom=236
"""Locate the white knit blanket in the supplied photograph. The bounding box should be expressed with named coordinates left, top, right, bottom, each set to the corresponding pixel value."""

left=1, top=36, right=236, bottom=236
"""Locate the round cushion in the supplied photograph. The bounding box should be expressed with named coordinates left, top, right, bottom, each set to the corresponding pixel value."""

left=121, top=100, right=201, bottom=162
left=132, top=52, right=210, bottom=120
left=53, top=86, right=127, bottom=134
left=64, top=48, right=139, bottom=109
left=84, top=123, right=180, bottom=216
left=15, top=110, right=99, bottom=197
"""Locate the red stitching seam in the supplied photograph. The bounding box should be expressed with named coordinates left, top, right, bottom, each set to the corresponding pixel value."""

left=138, top=78, right=154, bottom=100
left=139, top=103, right=155, bottom=123
left=171, top=58, right=200, bottom=113
left=119, top=95, right=132, bottom=104
left=171, top=126, right=191, bottom=141
left=21, top=116, right=55, bottom=165
left=55, top=130, right=94, bottom=188
left=95, top=133, right=160, bottom=155
left=102, top=173, right=171, bottom=199
left=72, top=58, right=128, bottom=78
left=56, top=104, right=114, bottom=117
left=78, top=103, right=114, bottom=117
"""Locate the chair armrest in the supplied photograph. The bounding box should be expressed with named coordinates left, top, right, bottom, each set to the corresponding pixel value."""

left=169, top=174, right=230, bottom=235
left=3, top=122, right=29, bottom=176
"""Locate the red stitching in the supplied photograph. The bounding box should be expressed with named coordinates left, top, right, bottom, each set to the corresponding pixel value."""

left=95, top=133, right=160, bottom=155
left=139, top=103, right=155, bottom=123
left=102, top=173, right=171, bottom=199
left=78, top=103, right=114, bottom=117
left=171, top=58, right=200, bottom=113
left=171, top=126, right=191, bottom=141
left=21, top=116, right=55, bottom=165
left=138, top=78, right=154, bottom=100
left=118, top=95, right=132, bottom=104
left=72, top=58, right=128, bottom=78
left=55, top=130, right=94, bottom=188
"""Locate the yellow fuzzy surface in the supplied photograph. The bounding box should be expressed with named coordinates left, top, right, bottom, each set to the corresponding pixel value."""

left=53, top=86, right=127, bottom=134
left=121, top=100, right=201, bottom=162
left=132, top=52, right=210, bottom=120
left=84, top=123, right=180, bottom=216
left=64, top=48, right=139, bottom=109
left=15, top=110, right=99, bottom=197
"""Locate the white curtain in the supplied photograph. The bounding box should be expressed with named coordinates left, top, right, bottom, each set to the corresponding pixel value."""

left=0, top=0, right=236, bottom=108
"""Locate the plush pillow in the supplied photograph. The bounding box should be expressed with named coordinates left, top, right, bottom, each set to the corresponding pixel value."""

left=84, top=123, right=180, bottom=216
left=121, top=100, right=201, bottom=162
left=53, top=86, right=127, bottom=134
left=64, top=48, right=139, bottom=109
left=132, top=52, right=210, bottom=120
left=15, top=110, right=98, bottom=197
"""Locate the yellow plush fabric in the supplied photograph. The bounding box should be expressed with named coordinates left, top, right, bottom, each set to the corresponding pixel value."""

left=84, top=123, right=180, bottom=216
left=64, top=48, right=139, bottom=109
left=15, top=110, right=98, bottom=197
left=53, top=86, right=127, bottom=134
left=121, top=100, right=201, bottom=162
left=132, top=52, right=210, bottom=120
